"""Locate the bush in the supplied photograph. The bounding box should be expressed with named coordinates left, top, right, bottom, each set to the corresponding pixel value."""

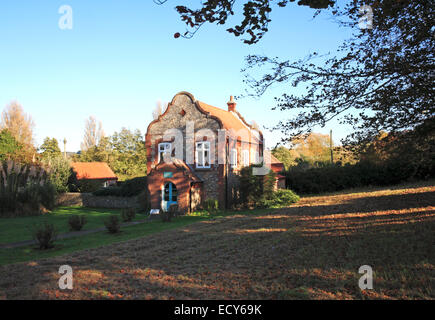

left=160, top=204, right=178, bottom=222
left=32, top=222, right=58, bottom=249
left=38, top=182, right=56, bottom=210
left=260, top=189, right=300, bottom=208
left=68, top=215, right=87, bottom=231
left=93, top=176, right=147, bottom=197
left=104, top=215, right=121, bottom=233
left=203, top=199, right=219, bottom=214
left=42, top=156, right=70, bottom=194
left=284, top=159, right=432, bottom=195
left=238, top=165, right=264, bottom=207
left=0, top=161, right=57, bottom=217
left=137, top=190, right=150, bottom=213
left=121, top=208, right=136, bottom=222
left=78, top=179, right=102, bottom=193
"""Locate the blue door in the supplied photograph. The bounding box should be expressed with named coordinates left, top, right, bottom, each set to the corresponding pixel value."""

left=163, top=182, right=177, bottom=211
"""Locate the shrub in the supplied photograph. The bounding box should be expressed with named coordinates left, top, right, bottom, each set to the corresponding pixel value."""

left=104, top=215, right=121, bottom=233
left=68, top=215, right=87, bottom=231
left=203, top=199, right=218, bottom=214
left=238, top=165, right=264, bottom=207
left=38, top=182, right=56, bottom=210
left=160, top=204, right=178, bottom=222
left=0, top=161, right=57, bottom=217
left=284, top=159, right=432, bottom=195
left=137, top=190, right=150, bottom=213
left=93, top=186, right=122, bottom=197
left=121, top=208, right=136, bottom=222
left=260, top=189, right=300, bottom=208
left=78, top=179, right=102, bottom=193
left=42, top=156, right=70, bottom=194
left=32, top=222, right=58, bottom=249
left=93, top=176, right=147, bottom=197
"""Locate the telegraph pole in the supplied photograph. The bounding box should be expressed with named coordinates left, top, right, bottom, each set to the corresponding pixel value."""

left=330, top=129, right=333, bottom=164
left=63, top=138, right=67, bottom=159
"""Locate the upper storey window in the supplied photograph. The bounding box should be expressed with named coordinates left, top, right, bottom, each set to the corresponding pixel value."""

left=196, top=142, right=210, bottom=168
left=158, top=143, right=171, bottom=163
left=230, top=148, right=238, bottom=169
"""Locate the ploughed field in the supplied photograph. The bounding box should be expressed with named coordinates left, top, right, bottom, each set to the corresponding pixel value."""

left=0, top=183, right=434, bottom=299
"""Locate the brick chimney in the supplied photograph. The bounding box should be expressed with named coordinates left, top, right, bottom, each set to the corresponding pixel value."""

left=227, top=95, right=236, bottom=112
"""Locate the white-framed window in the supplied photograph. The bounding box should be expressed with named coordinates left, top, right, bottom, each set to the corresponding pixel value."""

left=252, top=146, right=261, bottom=164
left=158, top=142, right=171, bottom=163
left=242, top=149, right=249, bottom=167
left=230, top=148, right=238, bottom=168
left=196, top=141, right=211, bottom=168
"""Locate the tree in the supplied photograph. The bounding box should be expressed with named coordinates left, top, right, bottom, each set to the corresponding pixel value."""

left=0, top=129, right=22, bottom=162
left=109, top=128, right=147, bottom=180
left=78, top=136, right=110, bottom=163
left=152, top=101, right=168, bottom=120
left=292, top=133, right=331, bottom=163
left=42, top=156, right=71, bottom=193
left=39, top=137, right=62, bottom=160
left=159, top=1, right=434, bottom=148
left=242, top=1, right=434, bottom=147
left=156, top=0, right=334, bottom=44
left=81, top=116, right=105, bottom=151
left=272, top=133, right=333, bottom=168
left=1, top=101, right=35, bottom=147
left=75, top=127, right=147, bottom=181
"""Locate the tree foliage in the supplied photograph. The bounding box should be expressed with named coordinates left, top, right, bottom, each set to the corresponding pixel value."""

left=81, top=116, right=105, bottom=152
left=0, top=129, right=22, bottom=162
left=109, top=128, right=147, bottom=180
left=241, top=0, right=434, bottom=146
left=272, top=133, right=333, bottom=168
left=39, top=137, right=62, bottom=160
left=156, top=0, right=334, bottom=44
left=159, top=1, right=434, bottom=148
left=1, top=101, right=35, bottom=149
left=76, top=128, right=147, bottom=181
left=42, top=156, right=71, bottom=193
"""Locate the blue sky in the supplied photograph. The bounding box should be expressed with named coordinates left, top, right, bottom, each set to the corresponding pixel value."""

left=0, top=1, right=354, bottom=152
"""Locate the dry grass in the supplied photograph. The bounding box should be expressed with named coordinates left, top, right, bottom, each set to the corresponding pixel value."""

left=0, top=184, right=434, bottom=300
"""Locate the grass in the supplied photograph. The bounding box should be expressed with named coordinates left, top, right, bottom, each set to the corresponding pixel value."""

left=0, top=207, right=145, bottom=244
left=0, top=216, right=206, bottom=266
left=0, top=208, right=269, bottom=266
left=0, top=182, right=433, bottom=299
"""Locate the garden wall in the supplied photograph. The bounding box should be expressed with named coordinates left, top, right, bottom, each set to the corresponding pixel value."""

left=56, top=193, right=141, bottom=209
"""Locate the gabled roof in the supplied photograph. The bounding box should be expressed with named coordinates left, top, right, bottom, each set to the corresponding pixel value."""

left=197, top=101, right=262, bottom=144
left=71, top=162, right=118, bottom=180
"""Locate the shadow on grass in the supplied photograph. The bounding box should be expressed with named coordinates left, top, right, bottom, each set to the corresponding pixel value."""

left=0, top=186, right=433, bottom=299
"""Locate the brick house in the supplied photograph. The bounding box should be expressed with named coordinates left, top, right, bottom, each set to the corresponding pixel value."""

left=145, top=91, right=285, bottom=214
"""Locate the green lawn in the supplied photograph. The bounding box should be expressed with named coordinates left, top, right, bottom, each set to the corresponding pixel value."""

left=0, top=207, right=145, bottom=244
left=0, top=208, right=270, bottom=266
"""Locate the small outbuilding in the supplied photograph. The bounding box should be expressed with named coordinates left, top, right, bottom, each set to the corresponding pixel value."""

left=71, top=162, right=118, bottom=188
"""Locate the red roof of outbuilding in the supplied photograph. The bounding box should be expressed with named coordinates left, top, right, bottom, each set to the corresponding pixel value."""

left=71, top=162, right=118, bottom=180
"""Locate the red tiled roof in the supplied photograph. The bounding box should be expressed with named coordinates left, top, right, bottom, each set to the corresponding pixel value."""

left=71, top=162, right=118, bottom=180
left=197, top=101, right=262, bottom=144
